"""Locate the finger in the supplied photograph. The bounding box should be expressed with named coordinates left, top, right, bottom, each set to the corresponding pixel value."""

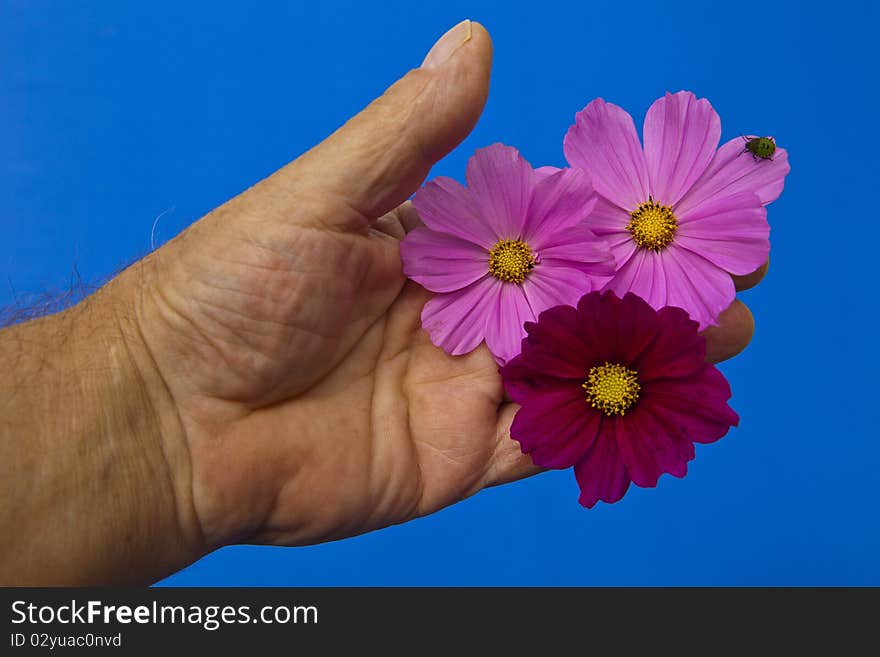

left=373, top=206, right=409, bottom=240
left=372, top=201, right=422, bottom=239
left=703, top=299, right=755, bottom=363
left=397, top=202, right=424, bottom=233
left=732, top=258, right=769, bottom=291
left=252, top=20, right=492, bottom=231
left=482, top=403, right=545, bottom=489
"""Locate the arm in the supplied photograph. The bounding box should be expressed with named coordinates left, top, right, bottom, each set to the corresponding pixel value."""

left=0, top=277, right=200, bottom=584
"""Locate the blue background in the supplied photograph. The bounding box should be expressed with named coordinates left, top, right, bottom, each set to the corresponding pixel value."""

left=2, top=0, right=877, bottom=585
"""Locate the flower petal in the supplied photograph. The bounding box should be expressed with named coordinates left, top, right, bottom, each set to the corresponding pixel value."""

left=643, top=91, right=721, bottom=206
left=615, top=406, right=691, bottom=488
left=589, top=196, right=639, bottom=269
left=514, top=303, right=593, bottom=380
left=589, top=195, right=630, bottom=237
left=525, top=167, right=596, bottom=245
left=574, top=422, right=631, bottom=508
left=522, top=265, right=595, bottom=315
left=575, top=289, right=624, bottom=361
left=643, top=365, right=739, bottom=443
left=608, top=292, right=661, bottom=365
left=534, top=165, right=561, bottom=181
left=400, top=227, right=490, bottom=293
left=564, top=98, right=650, bottom=210
left=500, top=356, right=561, bottom=404
left=603, top=248, right=668, bottom=310
left=660, top=246, right=735, bottom=330
left=412, top=176, right=497, bottom=248
left=636, top=304, right=705, bottom=382
left=676, top=191, right=770, bottom=275
left=510, top=384, right=600, bottom=469
left=420, top=276, right=499, bottom=356
left=675, top=137, right=791, bottom=217
left=536, top=224, right=615, bottom=275
left=466, top=143, right=533, bottom=240
left=645, top=406, right=696, bottom=465
left=484, top=282, right=537, bottom=365
left=573, top=290, right=666, bottom=369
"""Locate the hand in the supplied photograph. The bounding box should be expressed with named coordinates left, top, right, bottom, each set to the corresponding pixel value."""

left=0, top=21, right=766, bottom=584
left=132, top=19, right=764, bottom=550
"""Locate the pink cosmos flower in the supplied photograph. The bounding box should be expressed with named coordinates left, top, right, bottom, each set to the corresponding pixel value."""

left=401, top=143, right=614, bottom=365
left=500, top=291, right=739, bottom=507
left=563, top=91, right=790, bottom=329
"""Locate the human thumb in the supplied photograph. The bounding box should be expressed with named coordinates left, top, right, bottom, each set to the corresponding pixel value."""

left=226, top=20, right=492, bottom=231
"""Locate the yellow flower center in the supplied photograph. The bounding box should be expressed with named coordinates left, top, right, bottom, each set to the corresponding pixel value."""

left=627, top=196, right=677, bottom=251
left=488, top=239, right=536, bottom=284
left=583, top=362, right=641, bottom=416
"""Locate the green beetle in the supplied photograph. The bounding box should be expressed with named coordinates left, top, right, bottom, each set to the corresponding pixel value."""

left=742, top=135, right=776, bottom=160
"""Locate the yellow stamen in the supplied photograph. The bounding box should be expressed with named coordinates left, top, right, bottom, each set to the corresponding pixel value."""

left=627, top=196, right=677, bottom=250
left=583, top=362, right=641, bottom=416
left=488, top=239, right=536, bottom=284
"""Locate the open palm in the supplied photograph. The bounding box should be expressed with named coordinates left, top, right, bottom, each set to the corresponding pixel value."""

left=142, top=196, right=532, bottom=549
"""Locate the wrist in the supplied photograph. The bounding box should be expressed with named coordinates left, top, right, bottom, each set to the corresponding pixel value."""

left=125, top=242, right=284, bottom=551
left=97, top=261, right=209, bottom=580
left=0, top=265, right=206, bottom=584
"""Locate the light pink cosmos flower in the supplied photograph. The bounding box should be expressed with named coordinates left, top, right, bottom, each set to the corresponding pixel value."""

left=563, top=91, right=790, bottom=329
left=401, top=143, right=614, bottom=365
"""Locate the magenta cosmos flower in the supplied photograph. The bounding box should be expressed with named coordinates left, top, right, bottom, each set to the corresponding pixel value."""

left=401, top=143, right=614, bottom=365
left=563, top=91, right=790, bottom=329
left=500, top=291, right=739, bottom=507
